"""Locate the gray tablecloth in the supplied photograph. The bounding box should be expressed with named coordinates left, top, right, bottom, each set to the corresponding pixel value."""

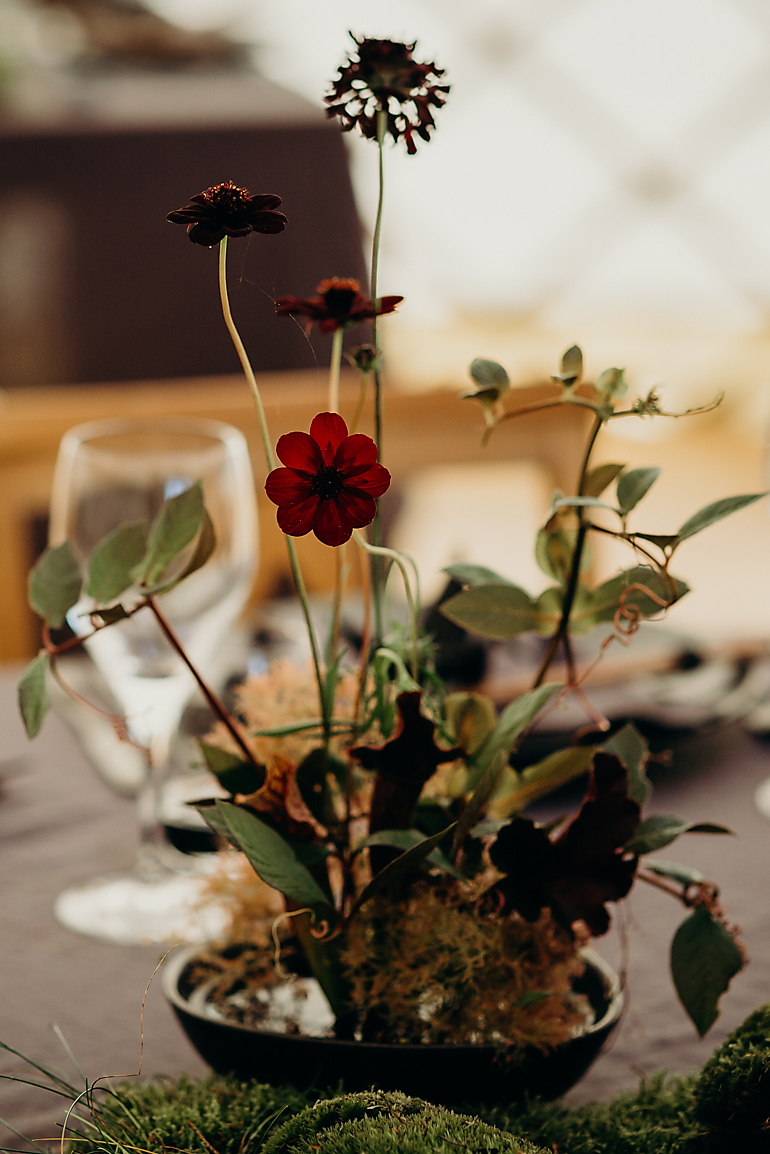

left=2, top=671, right=770, bottom=1141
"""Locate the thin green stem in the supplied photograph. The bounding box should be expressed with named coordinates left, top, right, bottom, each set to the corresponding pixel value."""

left=217, top=236, right=327, bottom=728
left=218, top=237, right=276, bottom=470
left=351, top=369, right=371, bottom=433
left=328, top=327, right=344, bottom=414
left=533, top=413, right=603, bottom=689
left=369, top=109, right=388, bottom=645
left=354, top=531, right=419, bottom=679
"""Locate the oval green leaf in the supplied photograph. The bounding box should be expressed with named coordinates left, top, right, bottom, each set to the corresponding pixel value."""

left=28, top=541, right=82, bottom=628
left=440, top=583, right=539, bottom=640
left=442, top=562, right=512, bottom=588
left=617, top=467, right=661, bottom=515
left=473, top=683, right=563, bottom=777
left=671, top=904, right=744, bottom=1036
left=18, top=653, right=50, bottom=738
left=86, top=520, right=148, bottom=603
left=137, top=480, right=205, bottom=587
left=469, top=358, right=509, bottom=391
left=677, top=492, right=767, bottom=543
left=582, top=462, right=626, bottom=498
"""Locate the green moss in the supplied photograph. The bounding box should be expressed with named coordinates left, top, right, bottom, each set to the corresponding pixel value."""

left=261, top=1090, right=546, bottom=1154
left=81, top=1074, right=308, bottom=1154
left=479, top=1072, right=700, bottom=1154
left=691, top=1002, right=770, bottom=1151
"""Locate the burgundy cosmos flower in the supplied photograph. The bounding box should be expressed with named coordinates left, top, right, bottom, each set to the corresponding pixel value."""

left=265, top=412, right=390, bottom=547
left=275, top=277, right=402, bottom=334
left=167, top=181, right=287, bottom=246
left=325, top=35, right=449, bottom=154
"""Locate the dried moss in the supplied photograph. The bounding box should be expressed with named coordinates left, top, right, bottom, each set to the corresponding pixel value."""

left=339, top=884, right=588, bottom=1050
left=261, top=1090, right=546, bottom=1154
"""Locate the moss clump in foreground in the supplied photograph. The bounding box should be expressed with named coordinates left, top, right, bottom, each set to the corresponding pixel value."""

left=691, top=1001, right=770, bottom=1151
left=260, top=1090, right=546, bottom=1154
left=90, top=1074, right=308, bottom=1154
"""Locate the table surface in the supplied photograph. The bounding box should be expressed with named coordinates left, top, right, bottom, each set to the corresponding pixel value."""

left=2, top=669, right=770, bottom=1142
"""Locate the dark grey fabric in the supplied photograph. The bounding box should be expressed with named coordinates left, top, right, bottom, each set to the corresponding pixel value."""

left=1, top=670, right=769, bottom=1139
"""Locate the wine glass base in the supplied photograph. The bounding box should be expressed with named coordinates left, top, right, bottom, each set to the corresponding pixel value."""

left=54, top=871, right=229, bottom=946
left=755, top=776, right=770, bottom=821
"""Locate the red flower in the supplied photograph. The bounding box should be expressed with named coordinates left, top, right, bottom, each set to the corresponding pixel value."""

left=325, top=36, right=449, bottom=154
left=275, top=277, right=402, bottom=334
left=265, top=412, right=390, bottom=547
left=167, top=180, right=287, bottom=246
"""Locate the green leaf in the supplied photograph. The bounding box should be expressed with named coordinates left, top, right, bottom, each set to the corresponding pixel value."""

left=586, top=566, right=689, bottom=623
left=137, top=480, right=205, bottom=587
left=442, top=562, right=512, bottom=588
left=452, top=750, right=507, bottom=853
left=28, top=541, right=82, bottom=628
left=473, top=683, right=563, bottom=776
left=492, top=746, right=595, bottom=817
left=18, top=654, right=50, bottom=738
left=176, top=508, right=216, bottom=582
left=198, top=740, right=263, bottom=797
left=440, top=583, right=539, bottom=640
left=551, top=495, right=619, bottom=514
left=686, top=822, right=734, bottom=835
left=625, top=814, right=690, bottom=855
left=632, top=533, right=681, bottom=552
left=644, top=859, right=705, bottom=886
left=357, top=828, right=463, bottom=880
left=601, top=723, right=651, bottom=806
left=469, top=358, right=509, bottom=392
left=443, top=692, right=497, bottom=755
left=594, top=367, right=628, bottom=399
left=214, top=801, right=332, bottom=918
left=194, top=799, right=240, bottom=848
left=677, top=492, right=767, bottom=543
left=617, top=467, right=661, bottom=515
left=554, top=344, right=583, bottom=385
left=582, top=463, right=626, bottom=498
left=86, top=520, right=148, bottom=603
left=352, top=824, right=457, bottom=913
left=671, top=904, right=744, bottom=1036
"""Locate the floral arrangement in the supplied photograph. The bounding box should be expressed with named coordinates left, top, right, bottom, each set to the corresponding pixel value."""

left=19, top=33, right=762, bottom=1053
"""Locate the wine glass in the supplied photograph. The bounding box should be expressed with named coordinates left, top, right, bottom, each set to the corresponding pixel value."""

left=48, top=417, right=257, bottom=945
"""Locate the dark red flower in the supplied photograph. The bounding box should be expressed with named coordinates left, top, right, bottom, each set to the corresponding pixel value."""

left=325, top=35, right=449, bottom=154
left=265, top=412, right=390, bottom=547
left=275, top=277, right=402, bottom=334
left=488, top=753, right=642, bottom=937
left=167, top=180, right=287, bottom=246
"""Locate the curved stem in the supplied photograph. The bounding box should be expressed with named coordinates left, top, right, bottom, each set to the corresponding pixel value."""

left=351, top=369, right=371, bottom=434
left=369, top=109, right=388, bottom=644
left=217, top=237, right=327, bottom=729
left=354, top=531, right=419, bottom=679
left=328, top=327, right=344, bottom=415
left=218, top=237, right=276, bottom=470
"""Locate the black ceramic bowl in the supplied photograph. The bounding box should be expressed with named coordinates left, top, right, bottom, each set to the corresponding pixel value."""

left=163, top=946, right=623, bottom=1105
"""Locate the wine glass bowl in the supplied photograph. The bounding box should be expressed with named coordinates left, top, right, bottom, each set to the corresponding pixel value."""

left=49, top=416, right=257, bottom=944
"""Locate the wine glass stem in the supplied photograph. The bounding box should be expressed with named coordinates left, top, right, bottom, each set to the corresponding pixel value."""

left=135, top=730, right=174, bottom=881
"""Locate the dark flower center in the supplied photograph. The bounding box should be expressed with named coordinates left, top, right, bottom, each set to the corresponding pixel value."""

left=204, top=181, right=251, bottom=215
left=318, top=278, right=361, bottom=317
left=311, top=465, right=344, bottom=498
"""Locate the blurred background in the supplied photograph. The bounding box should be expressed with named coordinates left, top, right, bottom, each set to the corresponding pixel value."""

left=2, top=0, right=770, bottom=660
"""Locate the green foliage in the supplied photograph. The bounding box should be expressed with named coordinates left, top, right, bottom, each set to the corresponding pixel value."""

left=594, top=366, right=628, bottom=400
left=582, top=462, right=626, bottom=497
left=670, top=904, right=745, bottom=1037
left=17, top=653, right=50, bottom=738
left=468, top=357, right=510, bottom=394
left=617, top=467, right=661, bottom=515
left=86, top=520, right=148, bottom=602
left=601, top=722, right=651, bottom=806
left=554, top=343, right=583, bottom=386
left=441, top=582, right=538, bottom=639
left=471, top=683, right=562, bottom=778
left=479, top=1072, right=700, bottom=1154
left=86, top=1074, right=308, bottom=1154
left=352, top=824, right=456, bottom=910
left=489, top=745, right=595, bottom=817
left=136, top=479, right=205, bottom=586
left=626, top=815, right=732, bottom=856
left=443, top=691, right=497, bottom=754
left=644, top=859, right=704, bottom=886
left=676, top=492, right=766, bottom=544
left=357, top=828, right=463, bottom=879
left=588, top=565, right=688, bottom=622
left=263, top=1091, right=544, bottom=1154
left=28, top=540, right=82, bottom=627
left=212, top=801, right=333, bottom=918
left=198, top=739, right=263, bottom=796
left=442, top=561, right=512, bottom=587
left=692, top=1002, right=770, bottom=1150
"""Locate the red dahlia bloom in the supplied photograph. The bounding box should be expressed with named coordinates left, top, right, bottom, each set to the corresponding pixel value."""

left=275, top=277, right=402, bottom=334
left=167, top=180, right=287, bottom=246
left=265, top=412, right=390, bottom=547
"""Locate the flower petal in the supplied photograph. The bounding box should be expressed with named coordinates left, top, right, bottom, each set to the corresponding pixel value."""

left=249, top=211, right=288, bottom=235
left=265, top=467, right=314, bottom=506
left=187, top=222, right=225, bottom=246
left=310, top=413, right=349, bottom=463
left=312, top=498, right=353, bottom=547
left=275, top=432, right=323, bottom=473
left=334, top=433, right=378, bottom=474
left=336, top=487, right=377, bottom=528
left=277, top=494, right=319, bottom=536
left=377, top=295, right=404, bottom=316
left=348, top=462, right=391, bottom=498
left=246, top=193, right=283, bottom=213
